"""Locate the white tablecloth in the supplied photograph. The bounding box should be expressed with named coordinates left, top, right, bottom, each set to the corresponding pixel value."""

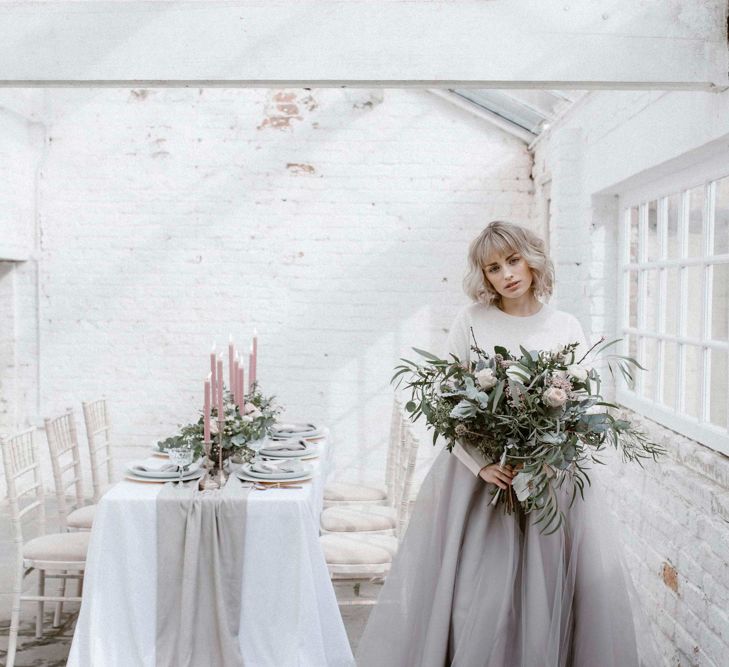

left=67, top=437, right=355, bottom=667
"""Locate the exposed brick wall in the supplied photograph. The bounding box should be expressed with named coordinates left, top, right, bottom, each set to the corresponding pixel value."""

left=535, top=90, right=729, bottom=666
left=1, top=88, right=534, bottom=490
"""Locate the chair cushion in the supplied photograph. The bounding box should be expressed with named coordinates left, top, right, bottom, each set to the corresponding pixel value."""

left=320, top=533, right=398, bottom=565
left=323, top=481, right=387, bottom=503
left=23, top=531, right=90, bottom=563
left=67, top=504, right=96, bottom=529
left=321, top=505, right=396, bottom=533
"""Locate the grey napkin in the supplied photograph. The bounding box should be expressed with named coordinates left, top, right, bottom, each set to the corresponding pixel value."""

left=156, top=477, right=251, bottom=667
left=131, top=461, right=178, bottom=473
left=249, top=459, right=304, bottom=475
left=260, top=438, right=308, bottom=452
left=271, top=422, right=318, bottom=435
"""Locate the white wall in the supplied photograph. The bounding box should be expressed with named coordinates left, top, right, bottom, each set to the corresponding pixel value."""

left=535, top=88, right=729, bottom=667
left=0, top=92, right=43, bottom=259
left=0, top=87, right=534, bottom=491
left=4, top=84, right=728, bottom=662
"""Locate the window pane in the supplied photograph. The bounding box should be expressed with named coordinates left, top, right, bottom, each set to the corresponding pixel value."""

left=711, top=263, right=729, bottom=342
left=627, top=335, right=638, bottom=391
left=645, top=269, right=659, bottom=332
left=710, top=349, right=728, bottom=428
left=687, top=185, right=705, bottom=258
left=629, top=207, right=639, bottom=263
left=641, top=337, right=659, bottom=400
left=667, top=193, right=681, bottom=260
left=647, top=200, right=659, bottom=262
left=662, top=341, right=678, bottom=410
left=714, top=176, right=729, bottom=256
left=686, top=265, right=703, bottom=340
left=665, top=268, right=680, bottom=336
left=628, top=271, right=639, bottom=329
left=684, top=345, right=702, bottom=419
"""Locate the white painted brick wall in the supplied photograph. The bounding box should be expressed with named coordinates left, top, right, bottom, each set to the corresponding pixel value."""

left=4, top=84, right=727, bottom=663
left=535, top=89, right=729, bottom=666
left=0, top=92, right=44, bottom=260
left=0, top=88, right=533, bottom=494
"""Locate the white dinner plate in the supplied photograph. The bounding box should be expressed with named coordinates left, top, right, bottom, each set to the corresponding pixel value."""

left=126, top=460, right=201, bottom=479
left=242, top=461, right=313, bottom=480
left=124, top=468, right=204, bottom=484
left=236, top=467, right=314, bottom=484
left=271, top=430, right=324, bottom=440
left=236, top=471, right=313, bottom=484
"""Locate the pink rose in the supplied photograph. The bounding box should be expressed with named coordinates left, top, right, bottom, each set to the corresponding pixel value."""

left=542, top=386, right=567, bottom=408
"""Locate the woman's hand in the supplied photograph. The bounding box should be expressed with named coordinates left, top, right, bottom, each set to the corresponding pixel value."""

left=478, top=462, right=515, bottom=490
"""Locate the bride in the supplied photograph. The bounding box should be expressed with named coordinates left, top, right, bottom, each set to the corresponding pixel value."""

left=355, top=221, right=662, bottom=666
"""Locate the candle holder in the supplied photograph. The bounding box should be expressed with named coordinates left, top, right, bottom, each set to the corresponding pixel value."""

left=201, top=437, right=219, bottom=490
left=216, top=418, right=227, bottom=487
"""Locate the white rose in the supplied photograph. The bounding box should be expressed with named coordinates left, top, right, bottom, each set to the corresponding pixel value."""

left=542, top=386, right=567, bottom=408
left=474, top=368, right=497, bottom=390
left=566, top=364, right=588, bottom=382
left=241, top=415, right=254, bottom=423
left=244, top=403, right=262, bottom=418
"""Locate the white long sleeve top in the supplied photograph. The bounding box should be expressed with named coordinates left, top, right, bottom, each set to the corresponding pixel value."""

left=443, top=300, right=591, bottom=476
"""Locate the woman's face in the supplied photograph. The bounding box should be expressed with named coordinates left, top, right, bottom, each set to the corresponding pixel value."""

left=482, top=249, right=534, bottom=300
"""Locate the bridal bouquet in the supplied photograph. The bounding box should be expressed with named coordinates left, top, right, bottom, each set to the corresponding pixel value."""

left=157, top=383, right=281, bottom=464
left=392, top=334, right=664, bottom=534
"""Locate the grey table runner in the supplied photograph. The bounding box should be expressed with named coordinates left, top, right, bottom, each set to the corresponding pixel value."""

left=156, top=477, right=251, bottom=667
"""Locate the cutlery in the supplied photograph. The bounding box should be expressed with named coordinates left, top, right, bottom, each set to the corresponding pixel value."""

left=252, top=482, right=304, bottom=490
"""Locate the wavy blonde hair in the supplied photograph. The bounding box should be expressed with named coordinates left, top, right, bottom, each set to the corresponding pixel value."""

left=463, top=220, right=554, bottom=306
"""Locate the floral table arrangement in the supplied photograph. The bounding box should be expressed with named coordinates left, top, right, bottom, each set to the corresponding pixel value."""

left=157, top=332, right=281, bottom=484
left=156, top=384, right=280, bottom=469
left=392, top=333, right=665, bottom=534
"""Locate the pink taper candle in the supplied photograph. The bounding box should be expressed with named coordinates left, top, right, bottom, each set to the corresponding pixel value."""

left=248, top=344, right=255, bottom=392
left=204, top=373, right=211, bottom=442
left=238, top=365, right=245, bottom=412
left=217, top=355, right=224, bottom=419
left=228, top=334, right=235, bottom=392
left=233, top=353, right=240, bottom=406
left=210, top=343, right=217, bottom=403
left=252, top=328, right=258, bottom=387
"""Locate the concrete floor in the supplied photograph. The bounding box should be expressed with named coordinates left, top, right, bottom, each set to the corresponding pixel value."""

left=0, top=499, right=377, bottom=665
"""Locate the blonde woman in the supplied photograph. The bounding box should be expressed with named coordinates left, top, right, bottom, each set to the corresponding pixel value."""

left=356, top=221, right=661, bottom=667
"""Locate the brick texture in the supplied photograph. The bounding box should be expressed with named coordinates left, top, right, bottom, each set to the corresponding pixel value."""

left=1, top=88, right=534, bottom=487
left=535, top=90, right=729, bottom=666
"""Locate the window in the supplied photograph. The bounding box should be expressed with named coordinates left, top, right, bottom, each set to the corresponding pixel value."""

left=618, top=168, right=729, bottom=455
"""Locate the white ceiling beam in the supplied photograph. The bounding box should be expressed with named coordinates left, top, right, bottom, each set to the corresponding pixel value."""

left=0, top=1, right=726, bottom=89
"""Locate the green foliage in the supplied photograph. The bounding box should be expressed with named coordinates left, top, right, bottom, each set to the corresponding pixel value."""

left=393, top=335, right=665, bottom=534
left=157, top=382, right=282, bottom=463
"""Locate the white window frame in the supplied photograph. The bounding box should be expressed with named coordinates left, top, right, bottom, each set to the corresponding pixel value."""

left=618, top=155, right=729, bottom=456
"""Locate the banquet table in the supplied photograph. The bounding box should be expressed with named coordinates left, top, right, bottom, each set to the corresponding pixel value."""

left=67, top=435, right=355, bottom=667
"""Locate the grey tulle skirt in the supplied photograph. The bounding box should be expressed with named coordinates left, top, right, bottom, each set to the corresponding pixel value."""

left=355, top=447, right=663, bottom=667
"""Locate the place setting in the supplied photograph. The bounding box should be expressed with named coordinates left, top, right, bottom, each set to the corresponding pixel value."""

left=124, top=446, right=200, bottom=484
left=269, top=422, right=325, bottom=442
left=256, top=437, right=321, bottom=460
left=236, top=457, right=315, bottom=489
